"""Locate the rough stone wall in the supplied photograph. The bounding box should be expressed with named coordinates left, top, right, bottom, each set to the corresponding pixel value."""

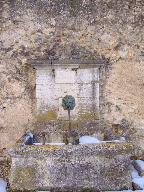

left=105, top=60, right=144, bottom=155
left=0, top=0, right=144, bottom=150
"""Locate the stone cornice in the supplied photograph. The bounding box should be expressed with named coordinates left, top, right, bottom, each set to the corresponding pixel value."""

left=27, top=59, right=107, bottom=69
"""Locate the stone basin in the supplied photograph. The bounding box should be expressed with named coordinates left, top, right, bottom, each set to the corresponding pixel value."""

left=9, top=142, right=133, bottom=191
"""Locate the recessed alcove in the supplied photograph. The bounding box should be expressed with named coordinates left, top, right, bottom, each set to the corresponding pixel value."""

left=29, top=59, right=106, bottom=122
left=27, top=58, right=109, bottom=142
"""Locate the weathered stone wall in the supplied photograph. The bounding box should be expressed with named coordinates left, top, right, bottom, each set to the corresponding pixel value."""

left=0, top=0, right=144, bottom=150
left=9, top=143, right=132, bottom=191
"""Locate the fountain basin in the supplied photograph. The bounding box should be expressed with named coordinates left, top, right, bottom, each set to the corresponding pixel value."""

left=9, top=142, right=133, bottom=191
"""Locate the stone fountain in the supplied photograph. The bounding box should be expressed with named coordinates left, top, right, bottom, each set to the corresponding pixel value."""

left=9, top=59, right=133, bottom=191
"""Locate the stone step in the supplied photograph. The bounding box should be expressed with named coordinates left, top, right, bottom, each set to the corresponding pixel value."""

left=133, top=160, right=144, bottom=176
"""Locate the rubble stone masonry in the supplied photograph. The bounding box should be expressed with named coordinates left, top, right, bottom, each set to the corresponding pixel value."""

left=0, top=0, right=144, bottom=154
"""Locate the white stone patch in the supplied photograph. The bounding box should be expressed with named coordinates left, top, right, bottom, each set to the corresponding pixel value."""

left=78, top=97, right=99, bottom=114
left=78, top=83, right=96, bottom=97
left=55, top=69, right=76, bottom=84
left=76, top=68, right=99, bottom=83
left=36, top=70, right=54, bottom=85
left=55, top=84, right=79, bottom=98
left=36, top=98, right=58, bottom=112
left=36, top=86, right=56, bottom=99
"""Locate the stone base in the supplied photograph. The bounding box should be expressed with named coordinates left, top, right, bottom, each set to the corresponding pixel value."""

left=9, top=142, right=133, bottom=191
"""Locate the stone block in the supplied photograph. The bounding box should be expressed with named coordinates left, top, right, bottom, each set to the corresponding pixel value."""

left=77, top=83, right=99, bottom=98
left=36, top=69, right=54, bottom=85
left=76, top=68, right=99, bottom=84
left=55, top=69, right=76, bottom=84
left=9, top=142, right=132, bottom=191
left=55, top=84, right=79, bottom=98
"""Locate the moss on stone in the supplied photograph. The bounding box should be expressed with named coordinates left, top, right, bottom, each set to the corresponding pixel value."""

left=11, top=167, right=36, bottom=189
left=123, top=142, right=133, bottom=150
left=78, top=112, right=99, bottom=121
left=13, top=145, right=62, bottom=156
left=36, top=111, right=57, bottom=121
left=10, top=190, right=37, bottom=192
left=59, top=120, right=81, bottom=130
left=27, top=145, right=61, bottom=150
left=81, top=189, right=95, bottom=192
left=69, top=0, right=81, bottom=9
left=8, top=189, right=36, bottom=192
left=69, top=0, right=82, bottom=16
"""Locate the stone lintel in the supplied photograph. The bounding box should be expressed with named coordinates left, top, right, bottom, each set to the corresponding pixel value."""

left=27, top=59, right=107, bottom=68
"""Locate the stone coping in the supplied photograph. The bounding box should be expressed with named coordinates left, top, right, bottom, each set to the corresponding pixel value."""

left=8, top=142, right=133, bottom=158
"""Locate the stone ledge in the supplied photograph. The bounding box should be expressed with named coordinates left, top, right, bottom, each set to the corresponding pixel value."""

left=8, top=142, right=133, bottom=158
